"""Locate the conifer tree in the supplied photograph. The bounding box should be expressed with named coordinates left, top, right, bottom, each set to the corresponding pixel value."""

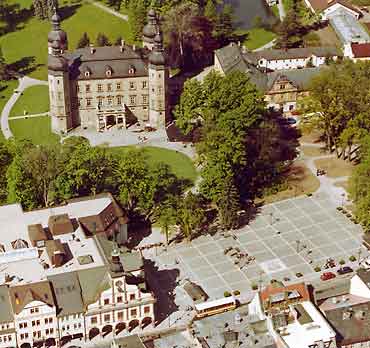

left=76, top=32, right=90, bottom=48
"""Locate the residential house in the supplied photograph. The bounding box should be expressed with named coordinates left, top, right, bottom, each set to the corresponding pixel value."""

left=0, top=285, right=16, bottom=348
left=344, top=42, right=370, bottom=60
left=303, top=0, right=361, bottom=19
left=244, top=47, right=341, bottom=71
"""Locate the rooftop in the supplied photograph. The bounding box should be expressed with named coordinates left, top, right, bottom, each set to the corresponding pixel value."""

left=306, top=0, right=360, bottom=14
left=351, top=42, right=370, bottom=57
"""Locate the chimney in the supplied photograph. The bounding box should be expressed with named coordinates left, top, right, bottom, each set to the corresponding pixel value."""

left=90, top=44, right=95, bottom=54
left=331, top=297, right=339, bottom=304
left=121, top=39, right=125, bottom=47
left=133, top=44, right=136, bottom=51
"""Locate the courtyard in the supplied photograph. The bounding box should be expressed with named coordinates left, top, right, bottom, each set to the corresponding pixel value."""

left=143, top=192, right=367, bottom=307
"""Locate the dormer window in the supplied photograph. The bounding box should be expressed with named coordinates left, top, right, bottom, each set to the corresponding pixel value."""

left=128, top=65, right=136, bottom=74
left=105, top=65, right=113, bottom=77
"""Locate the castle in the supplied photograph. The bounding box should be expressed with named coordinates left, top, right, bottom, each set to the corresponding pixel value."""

left=47, top=9, right=168, bottom=134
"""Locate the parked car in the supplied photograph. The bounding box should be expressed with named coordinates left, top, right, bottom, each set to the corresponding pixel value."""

left=287, top=117, right=297, bottom=125
left=320, top=272, right=336, bottom=281
left=337, top=266, right=353, bottom=275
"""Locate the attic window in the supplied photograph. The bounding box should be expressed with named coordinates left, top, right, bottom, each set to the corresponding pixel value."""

left=85, top=71, right=90, bottom=77
left=106, top=69, right=112, bottom=77
left=129, top=66, right=136, bottom=74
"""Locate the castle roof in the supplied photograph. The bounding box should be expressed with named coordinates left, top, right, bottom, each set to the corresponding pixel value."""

left=65, top=46, right=148, bottom=80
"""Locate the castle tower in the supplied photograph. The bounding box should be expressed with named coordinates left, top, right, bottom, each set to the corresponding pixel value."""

left=142, top=9, right=158, bottom=50
left=148, top=31, right=168, bottom=128
left=47, top=10, right=72, bottom=134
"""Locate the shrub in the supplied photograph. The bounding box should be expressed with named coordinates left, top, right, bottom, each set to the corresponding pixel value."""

left=233, top=290, right=240, bottom=296
left=296, top=272, right=303, bottom=278
left=224, top=291, right=232, bottom=297
left=251, top=283, right=258, bottom=290
left=349, top=255, right=356, bottom=262
left=339, top=259, right=346, bottom=265
left=346, top=213, right=352, bottom=218
left=306, top=193, right=312, bottom=197
left=337, top=207, right=343, bottom=211
left=314, top=266, right=321, bottom=272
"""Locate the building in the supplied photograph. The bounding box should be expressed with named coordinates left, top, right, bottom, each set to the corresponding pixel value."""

left=303, top=0, right=361, bottom=19
left=344, top=42, right=370, bottom=60
left=314, top=270, right=370, bottom=348
left=260, top=282, right=337, bottom=348
left=213, top=43, right=324, bottom=113
left=47, top=9, right=168, bottom=134
left=0, top=193, right=155, bottom=348
left=244, top=47, right=341, bottom=71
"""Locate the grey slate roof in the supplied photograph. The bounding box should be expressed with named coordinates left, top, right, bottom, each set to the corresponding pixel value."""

left=0, top=285, right=13, bottom=324
left=215, top=43, right=324, bottom=92
left=313, top=279, right=351, bottom=303
left=77, top=266, right=110, bottom=306
left=264, top=67, right=323, bottom=91
left=65, top=45, right=148, bottom=80
left=324, top=301, right=370, bottom=345
left=48, top=272, right=84, bottom=316
left=113, top=334, right=146, bottom=348
left=244, top=46, right=341, bottom=63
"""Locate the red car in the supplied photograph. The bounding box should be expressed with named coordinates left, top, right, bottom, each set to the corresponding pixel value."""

left=321, top=272, right=336, bottom=281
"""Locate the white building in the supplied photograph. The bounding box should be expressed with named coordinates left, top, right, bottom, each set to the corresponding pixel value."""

left=244, top=47, right=341, bottom=71
left=0, top=194, right=155, bottom=348
left=303, top=0, right=361, bottom=20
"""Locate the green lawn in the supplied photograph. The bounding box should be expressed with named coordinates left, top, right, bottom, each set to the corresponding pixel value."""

left=282, top=0, right=294, bottom=11
left=109, top=146, right=197, bottom=182
left=0, top=2, right=132, bottom=80
left=243, top=28, right=277, bottom=50
left=9, top=85, right=49, bottom=118
left=271, top=4, right=279, bottom=19
left=9, top=116, right=60, bottom=145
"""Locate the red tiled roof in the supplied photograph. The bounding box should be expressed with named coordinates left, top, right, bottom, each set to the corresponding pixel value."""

left=307, top=0, right=361, bottom=14
left=260, top=282, right=310, bottom=303
left=351, top=43, right=370, bottom=58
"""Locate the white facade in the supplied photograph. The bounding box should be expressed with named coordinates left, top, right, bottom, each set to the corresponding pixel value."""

left=0, top=322, right=16, bottom=348
left=321, top=2, right=360, bottom=20
left=258, top=55, right=329, bottom=70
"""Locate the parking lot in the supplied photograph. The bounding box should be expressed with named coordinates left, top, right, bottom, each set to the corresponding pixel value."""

left=147, top=192, right=368, bottom=301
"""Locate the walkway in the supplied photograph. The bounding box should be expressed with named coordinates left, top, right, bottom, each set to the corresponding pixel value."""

left=11, top=112, right=49, bottom=120
left=0, top=76, right=48, bottom=139
left=253, top=38, right=277, bottom=51
left=86, top=0, right=128, bottom=21
left=301, top=143, right=350, bottom=207
left=278, top=0, right=286, bottom=21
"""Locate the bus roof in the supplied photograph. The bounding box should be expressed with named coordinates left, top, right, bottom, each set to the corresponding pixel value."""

left=195, top=296, right=236, bottom=311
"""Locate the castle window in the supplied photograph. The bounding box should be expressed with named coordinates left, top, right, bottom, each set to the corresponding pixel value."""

left=91, top=317, right=97, bottom=325
left=128, top=66, right=135, bottom=74
left=77, top=85, right=80, bottom=93
left=85, top=71, right=90, bottom=77
left=86, top=98, right=92, bottom=107
left=107, top=96, right=113, bottom=105
left=130, top=309, right=137, bottom=317
left=142, top=95, right=148, bottom=104
left=142, top=81, right=147, bottom=89
left=106, top=70, right=112, bottom=77
left=104, top=314, right=110, bottom=322
left=129, top=81, right=135, bottom=90
left=117, top=311, right=124, bottom=320
left=117, top=95, right=122, bottom=105
left=129, top=294, right=135, bottom=300
left=107, top=84, right=112, bottom=92
left=97, top=97, right=103, bottom=107
left=144, top=306, right=150, bottom=313
left=78, top=98, right=82, bottom=107
left=129, top=95, right=136, bottom=105
left=104, top=298, right=110, bottom=305
left=86, top=84, right=91, bottom=93
left=158, top=86, right=163, bottom=94
left=97, top=84, right=102, bottom=92
left=117, top=296, right=123, bottom=303
left=116, top=83, right=121, bottom=90
left=280, top=84, right=285, bottom=90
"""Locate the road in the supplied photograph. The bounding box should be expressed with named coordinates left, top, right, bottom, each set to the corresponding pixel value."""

left=0, top=76, right=48, bottom=139
left=253, top=38, right=276, bottom=51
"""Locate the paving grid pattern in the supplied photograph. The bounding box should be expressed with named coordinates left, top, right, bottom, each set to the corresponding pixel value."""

left=151, top=193, right=368, bottom=301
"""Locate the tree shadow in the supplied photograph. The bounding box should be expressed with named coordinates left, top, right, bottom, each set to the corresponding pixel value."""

left=126, top=221, right=152, bottom=249
left=144, top=259, right=179, bottom=324
left=7, top=56, right=43, bottom=77
left=58, top=3, right=82, bottom=21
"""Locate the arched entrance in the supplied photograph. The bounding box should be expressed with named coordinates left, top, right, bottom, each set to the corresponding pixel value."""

left=106, top=115, right=116, bottom=128
left=45, top=338, right=56, bottom=347
left=115, top=322, right=126, bottom=335
left=102, top=324, right=113, bottom=337
left=88, top=327, right=99, bottom=340
left=60, top=335, right=72, bottom=346
left=128, top=319, right=140, bottom=332
left=141, top=317, right=152, bottom=328
left=20, top=343, right=31, bottom=348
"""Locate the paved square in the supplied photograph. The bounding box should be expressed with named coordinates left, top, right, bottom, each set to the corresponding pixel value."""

left=146, top=194, right=365, bottom=304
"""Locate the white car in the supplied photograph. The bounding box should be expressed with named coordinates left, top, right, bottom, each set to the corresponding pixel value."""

left=360, top=259, right=370, bottom=269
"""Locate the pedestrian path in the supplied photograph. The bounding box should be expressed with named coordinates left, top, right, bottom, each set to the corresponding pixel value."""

left=10, top=112, right=49, bottom=120
left=0, top=76, right=48, bottom=139
left=86, top=0, right=128, bottom=21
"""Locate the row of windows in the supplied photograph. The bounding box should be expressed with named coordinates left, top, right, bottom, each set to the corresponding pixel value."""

left=20, top=333, right=29, bottom=340
left=0, top=335, right=12, bottom=343
left=20, top=318, right=52, bottom=328
left=0, top=324, right=10, bottom=330
left=80, top=81, right=147, bottom=94
left=90, top=306, right=150, bottom=325
left=81, top=95, right=148, bottom=108
left=60, top=314, right=83, bottom=321
left=102, top=294, right=135, bottom=305
left=30, top=308, right=39, bottom=314
left=62, top=323, right=82, bottom=331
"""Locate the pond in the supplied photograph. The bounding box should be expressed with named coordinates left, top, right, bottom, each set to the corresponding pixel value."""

left=224, top=0, right=276, bottom=29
